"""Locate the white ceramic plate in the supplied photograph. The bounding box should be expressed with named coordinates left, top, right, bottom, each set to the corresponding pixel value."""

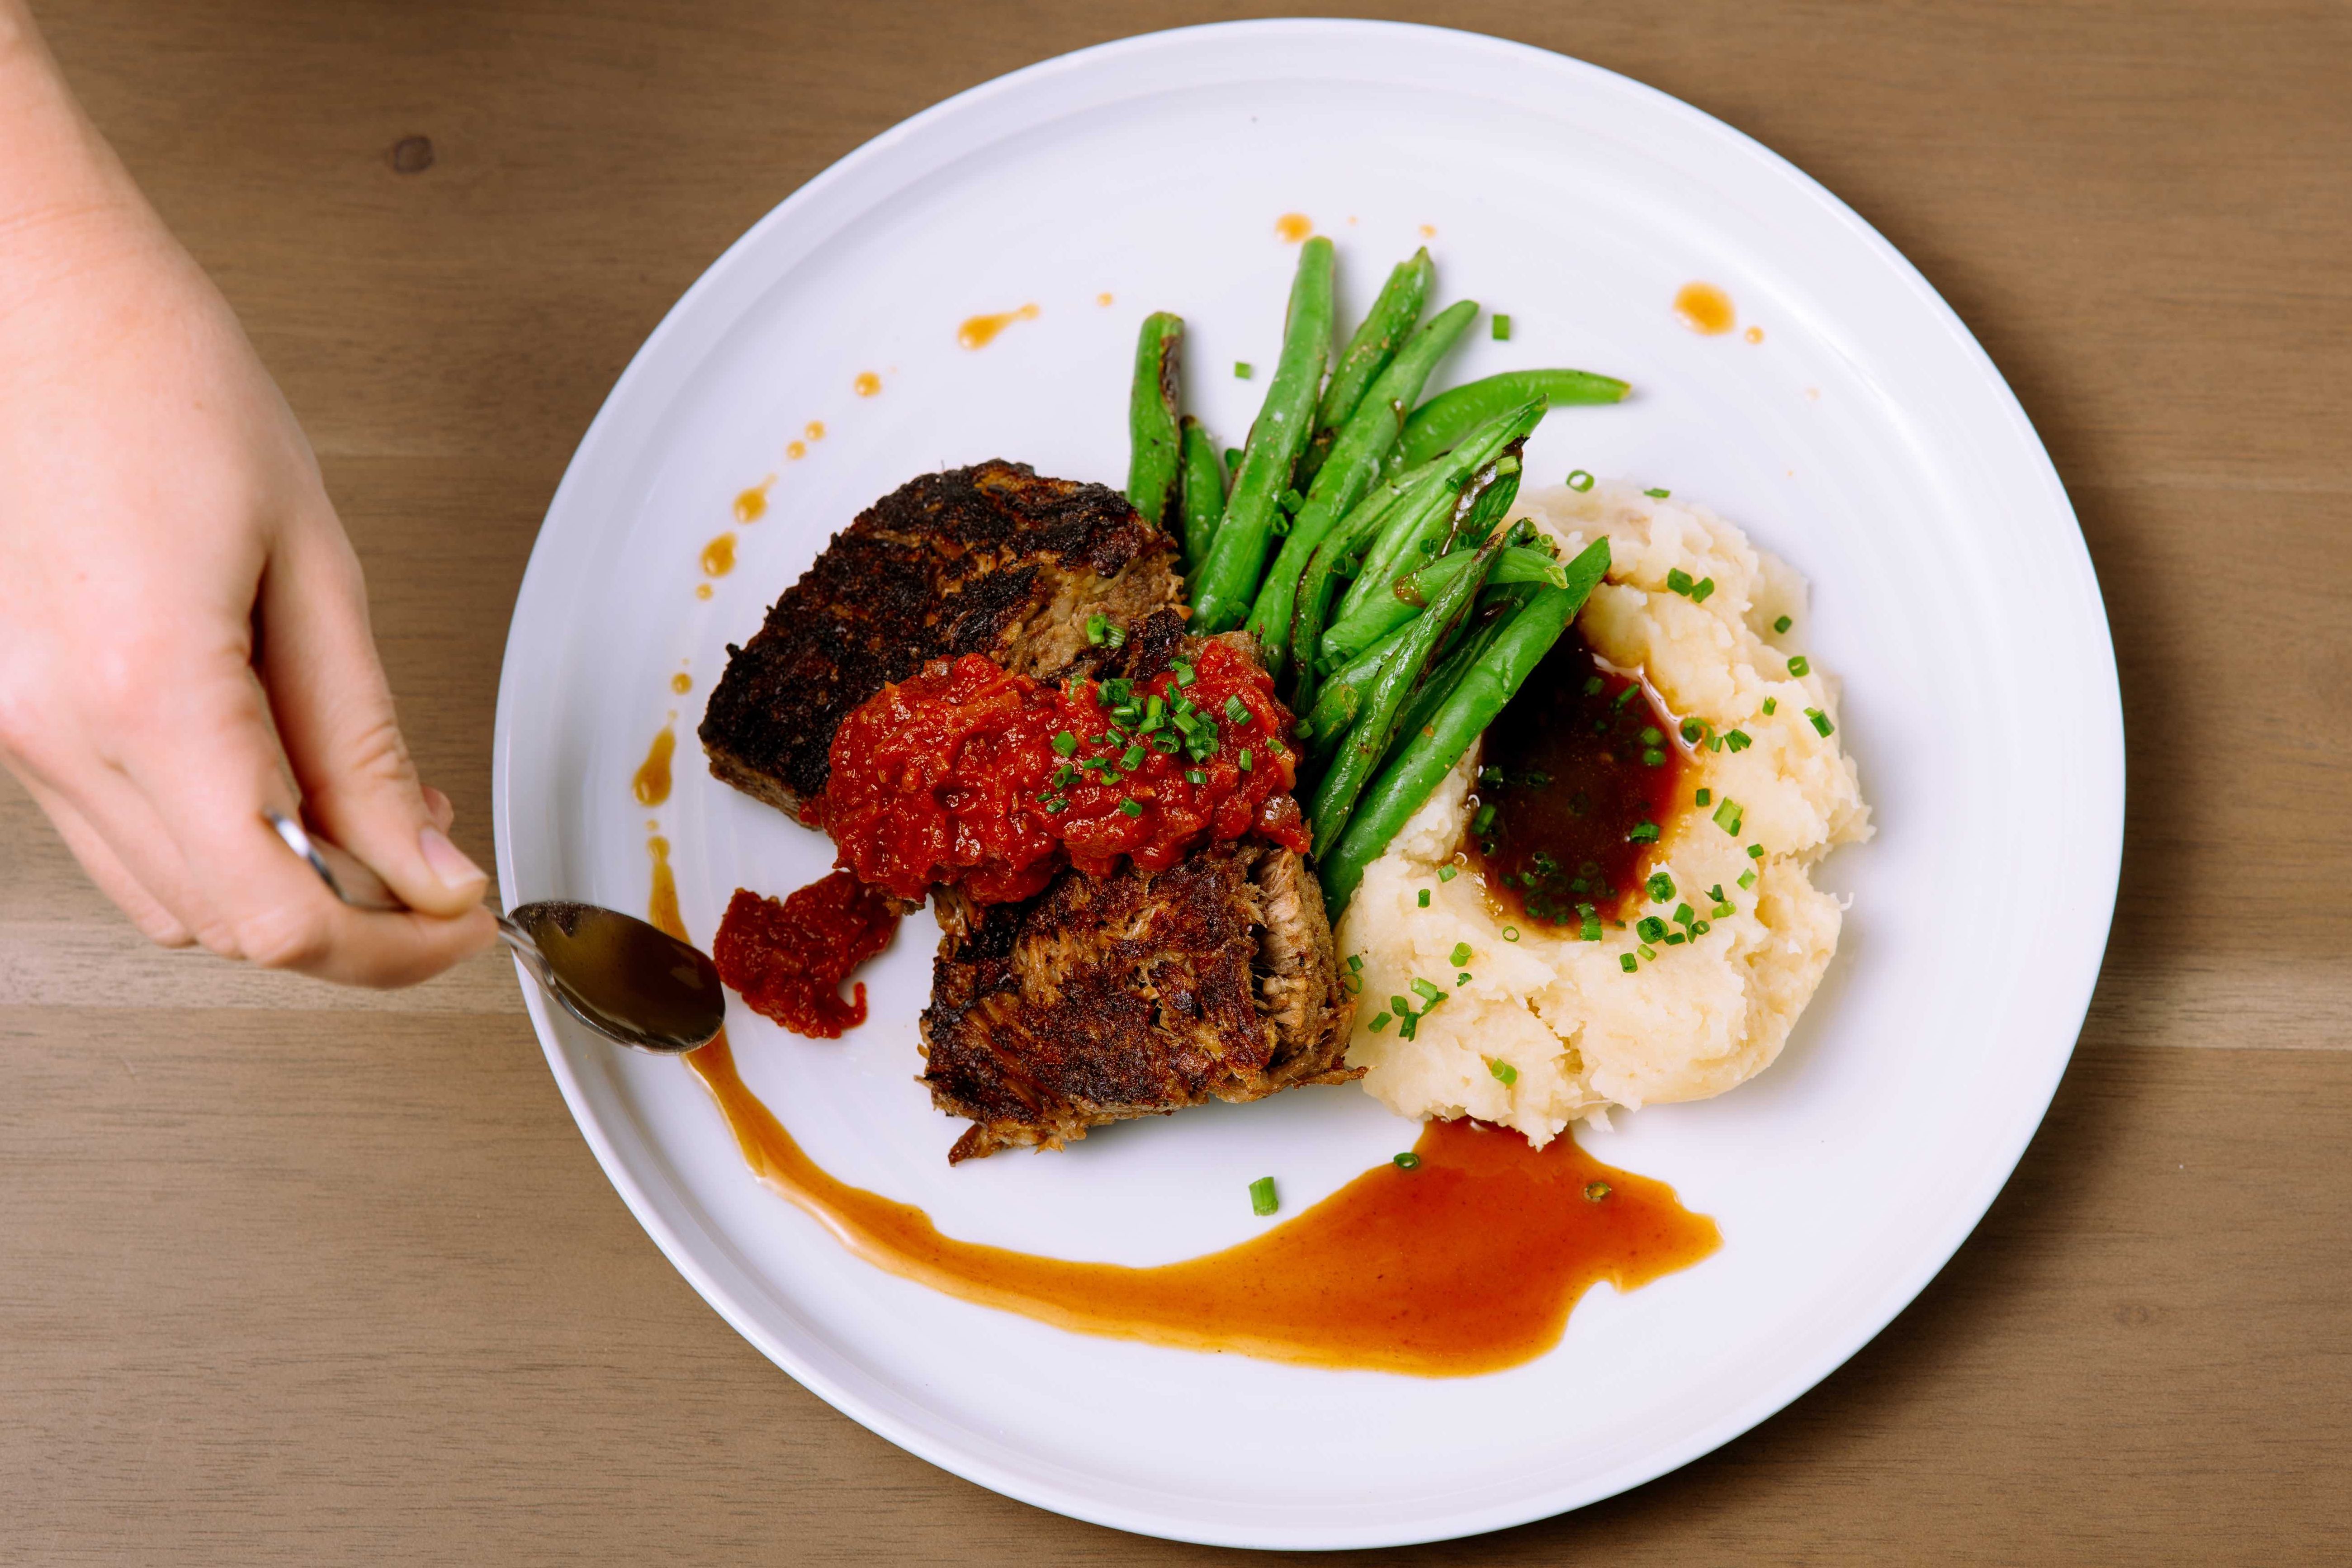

left=492, top=20, right=2121, bottom=1550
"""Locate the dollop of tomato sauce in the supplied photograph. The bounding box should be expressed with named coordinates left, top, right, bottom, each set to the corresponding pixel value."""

left=711, top=873, right=899, bottom=1038
left=821, top=642, right=1308, bottom=905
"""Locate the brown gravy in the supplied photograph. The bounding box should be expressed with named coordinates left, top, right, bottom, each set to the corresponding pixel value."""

left=657, top=864, right=1718, bottom=1375
left=1466, top=628, right=1684, bottom=928
left=1674, top=281, right=1736, bottom=336
left=632, top=725, right=676, bottom=808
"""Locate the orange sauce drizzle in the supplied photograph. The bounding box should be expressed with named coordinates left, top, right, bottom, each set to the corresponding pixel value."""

left=700, top=533, right=737, bottom=578
left=1744, top=325, right=1765, bottom=344
left=632, top=726, right=676, bottom=807
left=956, top=305, right=1038, bottom=351
left=1674, top=282, right=1736, bottom=335
left=853, top=370, right=883, bottom=396
left=671, top=671, right=692, bottom=695
left=1274, top=212, right=1312, bottom=242
left=733, top=479, right=772, bottom=523
left=658, top=882, right=1720, bottom=1376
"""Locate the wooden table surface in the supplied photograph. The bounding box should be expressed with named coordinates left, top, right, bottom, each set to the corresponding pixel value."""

left=5, top=1, right=2347, bottom=1561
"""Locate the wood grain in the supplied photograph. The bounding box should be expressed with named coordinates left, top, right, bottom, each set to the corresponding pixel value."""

left=4, top=0, right=2347, bottom=1561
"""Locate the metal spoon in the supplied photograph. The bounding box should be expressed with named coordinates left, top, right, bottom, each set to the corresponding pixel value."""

left=265, top=809, right=724, bottom=1052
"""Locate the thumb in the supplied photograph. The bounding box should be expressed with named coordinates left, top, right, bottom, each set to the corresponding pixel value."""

left=256, top=515, right=488, bottom=918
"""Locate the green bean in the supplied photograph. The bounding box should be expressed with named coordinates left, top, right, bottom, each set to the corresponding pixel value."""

left=1125, top=313, right=1184, bottom=529
left=1189, top=238, right=1334, bottom=631
left=1320, top=538, right=1613, bottom=911
left=1298, top=249, right=1434, bottom=485
left=1388, top=368, right=1629, bottom=475
left=1283, top=463, right=1450, bottom=719
left=1244, top=298, right=1477, bottom=682
left=1318, top=544, right=1567, bottom=664
left=1383, top=589, right=1531, bottom=767
left=1337, top=399, right=1545, bottom=625
left=1306, top=525, right=1508, bottom=861
left=1178, top=414, right=1223, bottom=575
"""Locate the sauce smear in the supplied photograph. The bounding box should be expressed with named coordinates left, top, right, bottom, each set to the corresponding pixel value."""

left=632, top=725, right=676, bottom=807
left=683, top=1036, right=1718, bottom=1375
left=956, top=305, right=1038, bottom=351
left=823, top=645, right=1305, bottom=905
left=1674, top=281, right=1736, bottom=335
left=712, top=874, right=899, bottom=1038
left=1466, top=628, right=1684, bottom=926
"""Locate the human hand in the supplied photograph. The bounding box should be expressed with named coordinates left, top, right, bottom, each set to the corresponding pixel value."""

left=0, top=15, right=497, bottom=985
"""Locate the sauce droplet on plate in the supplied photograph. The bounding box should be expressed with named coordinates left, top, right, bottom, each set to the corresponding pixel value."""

left=732, top=478, right=772, bottom=523
left=956, top=305, right=1038, bottom=351
left=1274, top=212, right=1312, bottom=242
left=786, top=440, right=806, bottom=460
left=633, top=726, right=676, bottom=807
left=852, top=370, right=883, bottom=396
left=804, top=420, right=826, bottom=440
left=1674, top=281, right=1736, bottom=335
left=671, top=671, right=691, bottom=695
left=694, top=583, right=713, bottom=600
left=700, top=533, right=737, bottom=578
left=1744, top=324, right=1765, bottom=344
left=1095, top=291, right=1114, bottom=307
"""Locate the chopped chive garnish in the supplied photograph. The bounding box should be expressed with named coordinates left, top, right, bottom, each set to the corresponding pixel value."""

left=1628, top=820, right=1661, bottom=843
left=1437, top=864, right=1458, bottom=883
left=1738, top=869, right=1757, bottom=889
left=1691, top=577, right=1716, bottom=602
left=1390, top=994, right=1412, bottom=1017
left=1411, top=978, right=1444, bottom=1004
left=1638, top=943, right=1658, bottom=960
left=1774, top=615, right=1793, bottom=634
left=1579, top=905, right=1603, bottom=942
left=1106, top=622, right=1126, bottom=648
left=1620, top=953, right=1639, bottom=972
left=1224, top=695, right=1251, bottom=724
left=1614, top=684, right=1640, bottom=708
left=1708, top=884, right=1726, bottom=902
left=1639, top=726, right=1664, bottom=747
left=1724, top=729, right=1752, bottom=752
left=1085, top=613, right=1108, bottom=646
left=1673, top=902, right=1697, bottom=928
left=1502, top=925, right=1521, bottom=942
left=1491, top=313, right=1512, bottom=340
left=1043, top=796, right=1068, bottom=813
left=1052, top=730, right=1078, bottom=756
left=1644, top=487, right=1671, bottom=498
left=1370, top=1012, right=1392, bottom=1033
left=1457, top=971, right=1473, bottom=985
left=1566, top=469, right=1595, bottom=492
left=1393, top=1151, right=1421, bottom=1170
left=1416, top=888, right=1431, bottom=908
left=1118, top=798, right=1143, bottom=818
left=1748, top=842, right=1765, bottom=858
left=1695, top=787, right=1712, bottom=806
left=1666, top=568, right=1695, bottom=596
left=1185, top=767, right=1207, bottom=785
left=1642, top=747, right=1667, bottom=767
left=1341, top=972, right=1362, bottom=995
left=1712, top=901, right=1737, bottom=919
left=1787, top=655, right=1811, bottom=677
left=1807, top=707, right=1835, bottom=737
left=1691, top=919, right=1711, bottom=935
left=1582, top=675, right=1604, bottom=696
left=1637, top=916, right=1669, bottom=943
left=1712, top=798, right=1743, bottom=834
left=1347, top=953, right=1364, bottom=971
left=1647, top=873, right=1676, bottom=902
left=1761, top=697, right=1777, bottom=715
left=1663, top=931, right=1686, bottom=945
left=1234, top=361, right=1254, bottom=379
left=1121, top=743, right=1145, bottom=771
left=1236, top=749, right=1254, bottom=774
left=1449, top=941, right=1473, bottom=967
left=1584, top=1180, right=1612, bottom=1202
left=1680, top=718, right=1708, bottom=744
left=1249, top=1176, right=1278, bottom=1216
left=1487, top=1058, right=1518, bottom=1086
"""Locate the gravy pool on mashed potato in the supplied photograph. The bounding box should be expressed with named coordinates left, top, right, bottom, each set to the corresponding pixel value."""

left=1338, top=479, right=1871, bottom=1145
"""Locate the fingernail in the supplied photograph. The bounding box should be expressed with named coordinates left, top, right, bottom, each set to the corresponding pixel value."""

left=420, top=825, right=485, bottom=891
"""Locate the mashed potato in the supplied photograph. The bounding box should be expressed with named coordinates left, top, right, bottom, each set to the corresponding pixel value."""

left=1338, top=479, right=1871, bottom=1144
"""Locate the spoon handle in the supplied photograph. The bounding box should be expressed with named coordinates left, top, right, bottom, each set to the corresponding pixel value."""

left=264, top=808, right=406, bottom=912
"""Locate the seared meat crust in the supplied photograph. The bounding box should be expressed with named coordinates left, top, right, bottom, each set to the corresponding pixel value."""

left=922, top=842, right=1357, bottom=1162
left=699, top=460, right=1180, bottom=818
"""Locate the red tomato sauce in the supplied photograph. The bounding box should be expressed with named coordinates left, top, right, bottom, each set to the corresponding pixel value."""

left=821, top=642, right=1307, bottom=905
left=711, top=873, right=899, bottom=1038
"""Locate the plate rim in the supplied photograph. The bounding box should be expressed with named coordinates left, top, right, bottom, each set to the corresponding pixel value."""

left=491, top=16, right=2124, bottom=1549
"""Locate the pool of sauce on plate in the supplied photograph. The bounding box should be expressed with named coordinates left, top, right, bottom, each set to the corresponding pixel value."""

left=956, top=305, right=1038, bottom=351
left=659, top=866, right=1718, bottom=1375
left=1674, top=281, right=1736, bottom=336
left=1465, top=628, right=1685, bottom=927
left=632, top=725, right=676, bottom=807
